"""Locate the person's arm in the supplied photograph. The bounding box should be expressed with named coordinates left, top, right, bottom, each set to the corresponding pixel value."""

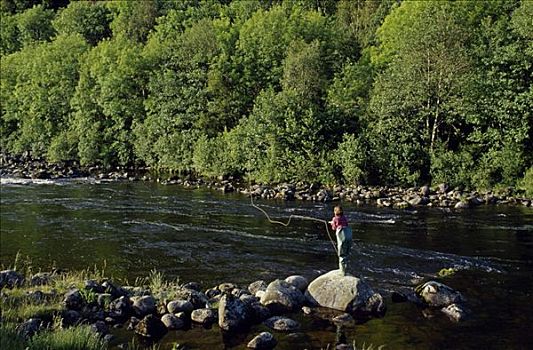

left=330, top=216, right=338, bottom=230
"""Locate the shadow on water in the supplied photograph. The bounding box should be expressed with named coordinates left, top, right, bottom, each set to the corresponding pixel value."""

left=1, top=178, right=532, bottom=349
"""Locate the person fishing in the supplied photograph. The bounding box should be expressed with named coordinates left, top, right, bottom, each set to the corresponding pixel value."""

left=330, top=205, right=352, bottom=275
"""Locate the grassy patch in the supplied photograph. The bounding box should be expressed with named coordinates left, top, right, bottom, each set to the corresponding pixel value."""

left=28, top=325, right=106, bottom=350
left=0, top=323, right=25, bottom=350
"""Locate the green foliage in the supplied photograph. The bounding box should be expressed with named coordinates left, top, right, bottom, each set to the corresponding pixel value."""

left=0, top=0, right=530, bottom=190
left=52, top=1, right=111, bottom=46
left=0, top=13, right=21, bottom=54
left=1, top=34, right=89, bottom=157
left=28, top=325, right=107, bottom=350
left=16, top=4, right=55, bottom=46
left=517, top=167, right=533, bottom=198
left=334, top=134, right=366, bottom=185
left=71, top=37, right=148, bottom=166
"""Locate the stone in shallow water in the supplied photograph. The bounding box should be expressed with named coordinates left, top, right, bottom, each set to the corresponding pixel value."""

left=191, top=308, right=217, bottom=326
left=161, top=313, right=185, bottom=330
left=264, top=316, right=300, bottom=332
left=247, top=331, right=277, bottom=349
left=134, top=314, right=167, bottom=339
left=441, top=303, right=469, bottom=322
left=416, top=281, right=465, bottom=308
left=260, top=279, right=305, bottom=314
left=306, top=270, right=385, bottom=318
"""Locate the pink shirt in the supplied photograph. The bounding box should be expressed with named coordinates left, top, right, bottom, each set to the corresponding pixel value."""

left=331, top=214, right=348, bottom=230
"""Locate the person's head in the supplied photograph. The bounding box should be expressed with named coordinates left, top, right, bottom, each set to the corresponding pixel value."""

left=334, top=205, right=343, bottom=216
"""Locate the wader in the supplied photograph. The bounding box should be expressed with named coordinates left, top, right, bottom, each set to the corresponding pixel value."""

left=336, top=226, right=352, bottom=275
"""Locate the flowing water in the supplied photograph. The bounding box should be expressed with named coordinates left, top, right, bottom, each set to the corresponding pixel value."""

left=1, top=178, right=532, bottom=349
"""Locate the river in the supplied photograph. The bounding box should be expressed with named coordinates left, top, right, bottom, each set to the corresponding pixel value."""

left=1, top=178, right=532, bottom=349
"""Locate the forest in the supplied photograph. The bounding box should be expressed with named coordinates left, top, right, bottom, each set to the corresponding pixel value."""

left=1, top=0, right=532, bottom=193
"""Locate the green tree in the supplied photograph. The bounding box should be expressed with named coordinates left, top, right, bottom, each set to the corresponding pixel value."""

left=0, top=13, right=20, bottom=54
left=463, top=0, right=532, bottom=188
left=368, top=1, right=472, bottom=185
left=16, top=4, right=55, bottom=47
left=71, top=37, right=148, bottom=166
left=0, top=34, right=89, bottom=157
left=52, top=1, right=111, bottom=46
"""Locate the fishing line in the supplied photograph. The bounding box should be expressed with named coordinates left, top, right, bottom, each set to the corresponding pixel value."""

left=248, top=185, right=339, bottom=255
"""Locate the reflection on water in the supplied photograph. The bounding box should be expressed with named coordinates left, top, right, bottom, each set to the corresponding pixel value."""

left=1, top=178, right=532, bottom=349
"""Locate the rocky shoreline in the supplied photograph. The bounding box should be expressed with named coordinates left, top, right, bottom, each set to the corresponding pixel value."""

left=1, top=268, right=467, bottom=349
left=1, top=153, right=531, bottom=209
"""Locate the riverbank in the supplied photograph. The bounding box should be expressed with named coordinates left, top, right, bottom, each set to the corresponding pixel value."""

left=2, top=258, right=474, bottom=350
left=1, top=153, right=531, bottom=209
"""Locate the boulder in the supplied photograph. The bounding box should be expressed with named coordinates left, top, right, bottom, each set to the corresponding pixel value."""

left=248, top=280, right=268, bottom=295
left=191, top=308, right=217, bottom=326
left=134, top=314, right=167, bottom=340
left=264, top=316, right=300, bottom=332
left=249, top=302, right=271, bottom=323
left=441, top=303, right=468, bottom=322
left=305, top=270, right=385, bottom=318
left=16, top=318, right=42, bottom=339
left=161, top=313, right=185, bottom=330
left=167, top=300, right=194, bottom=314
left=454, top=201, right=470, bottom=209
left=132, top=295, right=156, bottom=317
left=85, top=279, right=105, bottom=293
left=0, top=270, right=24, bottom=289
left=260, top=279, right=305, bottom=314
left=108, top=296, right=132, bottom=320
left=30, top=272, right=53, bottom=286
left=284, top=275, right=308, bottom=292
left=174, top=287, right=209, bottom=309
left=183, top=282, right=201, bottom=291
left=90, top=320, right=109, bottom=335
left=61, top=310, right=81, bottom=327
left=63, top=289, right=84, bottom=310
left=218, top=293, right=250, bottom=332
left=416, top=281, right=465, bottom=308
left=97, top=293, right=113, bottom=308
left=247, top=331, right=277, bottom=349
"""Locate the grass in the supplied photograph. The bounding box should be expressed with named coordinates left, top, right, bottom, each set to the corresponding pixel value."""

left=0, top=323, right=106, bottom=350
left=0, top=323, right=25, bottom=350
left=28, top=325, right=107, bottom=350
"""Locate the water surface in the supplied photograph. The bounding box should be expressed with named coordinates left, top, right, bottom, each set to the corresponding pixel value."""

left=1, top=178, right=532, bottom=349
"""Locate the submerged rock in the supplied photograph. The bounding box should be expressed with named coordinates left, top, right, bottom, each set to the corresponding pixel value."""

left=247, top=331, right=277, bottom=349
left=264, top=316, right=300, bottom=332
left=305, top=270, right=385, bottom=318
left=415, top=281, right=465, bottom=308
left=161, top=313, right=185, bottom=330
left=441, top=303, right=469, bottom=322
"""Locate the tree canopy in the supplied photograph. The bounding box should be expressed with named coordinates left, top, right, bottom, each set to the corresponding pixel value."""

left=1, top=0, right=531, bottom=194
